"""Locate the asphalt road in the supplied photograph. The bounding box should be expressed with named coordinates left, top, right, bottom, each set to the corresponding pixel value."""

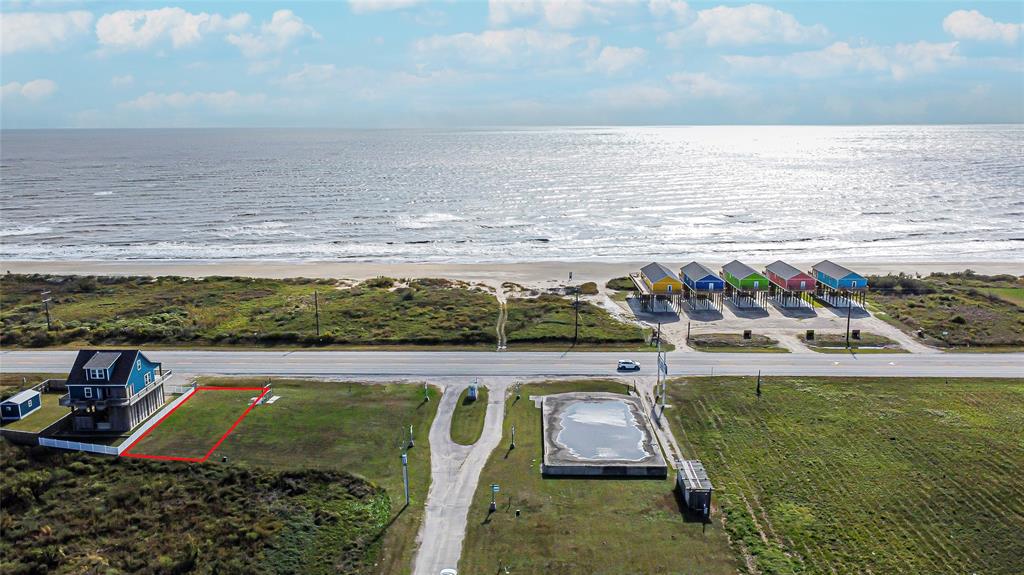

left=2, top=350, right=1021, bottom=378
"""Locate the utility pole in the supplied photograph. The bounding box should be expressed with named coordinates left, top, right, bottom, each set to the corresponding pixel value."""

left=401, top=452, right=410, bottom=506
left=40, top=290, right=52, bottom=331
left=424, top=381, right=430, bottom=402
left=510, top=425, right=516, bottom=449
left=845, top=293, right=853, bottom=348
left=314, top=290, right=321, bottom=338
left=656, top=322, right=662, bottom=347
left=571, top=272, right=580, bottom=345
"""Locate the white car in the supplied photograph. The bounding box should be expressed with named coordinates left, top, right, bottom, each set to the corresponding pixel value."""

left=617, top=359, right=640, bottom=371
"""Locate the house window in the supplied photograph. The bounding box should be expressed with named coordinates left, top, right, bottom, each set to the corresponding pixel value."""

left=84, top=387, right=93, bottom=399
left=753, top=281, right=759, bottom=289
left=800, top=281, right=806, bottom=289
left=137, top=359, right=142, bottom=371
left=88, top=368, right=105, bottom=380
left=667, top=285, right=672, bottom=293
left=144, top=372, right=152, bottom=385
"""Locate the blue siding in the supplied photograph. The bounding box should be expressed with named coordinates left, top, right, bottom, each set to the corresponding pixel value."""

left=684, top=274, right=725, bottom=291
left=126, top=354, right=160, bottom=393
left=1, top=393, right=41, bottom=420
left=816, top=270, right=868, bottom=290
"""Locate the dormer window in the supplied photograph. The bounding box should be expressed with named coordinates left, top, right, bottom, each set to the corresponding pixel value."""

left=88, top=368, right=106, bottom=380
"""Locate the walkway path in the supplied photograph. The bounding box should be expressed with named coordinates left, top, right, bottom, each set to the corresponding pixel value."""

left=412, top=380, right=509, bottom=575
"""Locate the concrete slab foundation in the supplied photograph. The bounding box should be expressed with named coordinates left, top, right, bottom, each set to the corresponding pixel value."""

left=541, top=392, right=667, bottom=478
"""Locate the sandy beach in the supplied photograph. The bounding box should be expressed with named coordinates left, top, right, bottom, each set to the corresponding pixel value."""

left=2, top=259, right=1021, bottom=286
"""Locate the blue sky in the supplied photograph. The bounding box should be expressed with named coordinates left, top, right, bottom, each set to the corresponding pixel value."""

left=1, top=1, right=1022, bottom=127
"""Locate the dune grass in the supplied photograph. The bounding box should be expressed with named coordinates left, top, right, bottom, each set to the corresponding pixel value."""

left=1, top=441, right=389, bottom=575
left=688, top=333, right=788, bottom=353
left=119, top=377, right=439, bottom=575
left=867, top=271, right=1023, bottom=350
left=459, top=379, right=737, bottom=575
left=668, top=376, right=1024, bottom=575
left=449, top=386, right=488, bottom=446
left=504, top=294, right=648, bottom=349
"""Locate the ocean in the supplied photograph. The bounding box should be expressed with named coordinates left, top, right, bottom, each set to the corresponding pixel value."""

left=1, top=125, right=1021, bottom=262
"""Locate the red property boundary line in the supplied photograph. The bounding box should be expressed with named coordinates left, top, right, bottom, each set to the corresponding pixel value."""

left=121, top=386, right=269, bottom=463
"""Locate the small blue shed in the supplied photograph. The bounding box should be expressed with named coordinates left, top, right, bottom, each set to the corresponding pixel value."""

left=812, top=260, right=868, bottom=290
left=1, top=389, right=42, bottom=422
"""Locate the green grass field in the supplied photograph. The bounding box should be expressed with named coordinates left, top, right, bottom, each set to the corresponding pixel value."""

left=505, top=294, right=649, bottom=349
left=125, top=378, right=439, bottom=575
left=668, top=376, right=1024, bottom=575
left=689, top=333, right=788, bottom=353
left=449, top=386, right=488, bottom=445
left=459, top=379, right=738, bottom=575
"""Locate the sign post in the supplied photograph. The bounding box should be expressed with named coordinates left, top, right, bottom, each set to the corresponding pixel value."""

left=401, top=453, right=410, bottom=506
left=490, top=483, right=499, bottom=512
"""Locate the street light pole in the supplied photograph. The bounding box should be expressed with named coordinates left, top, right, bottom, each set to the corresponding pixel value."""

left=845, top=293, right=853, bottom=348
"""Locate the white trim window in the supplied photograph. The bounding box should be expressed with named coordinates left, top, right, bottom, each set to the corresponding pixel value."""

left=88, top=368, right=105, bottom=380
left=144, top=372, right=153, bottom=385
left=84, top=387, right=93, bottom=399
left=137, top=359, right=142, bottom=371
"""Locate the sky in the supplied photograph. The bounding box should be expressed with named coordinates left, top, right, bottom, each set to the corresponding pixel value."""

left=1, top=1, right=1022, bottom=128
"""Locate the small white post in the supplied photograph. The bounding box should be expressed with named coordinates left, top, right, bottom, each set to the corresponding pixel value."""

left=401, top=452, right=410, bottom=506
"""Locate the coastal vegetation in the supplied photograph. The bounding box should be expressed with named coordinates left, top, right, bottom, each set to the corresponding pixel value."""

left=449, top=386, right=488, bottom=446
left=122, top=377, right=438, bottom=574
left=668, top=376, right=1024, bottom=575
left=0, top=274, right=647, bottom=351
left=504, top=294, right=648, bottom=348
left=688, top=333, right=787, bottom=353
left=798, top=331, right=904, bottom=353
left=867, top=271, right=1023, bottom=350
left=460, top=379, right=737, bottom=575
left=1, top=441, right=389, bottom=575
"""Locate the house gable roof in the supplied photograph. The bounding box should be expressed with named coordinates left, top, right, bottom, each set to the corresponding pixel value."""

left=722, top=260, right=760, bottom=280
left=813, top=260, right=863, bottom=280
left=2, top=389, right=40, bottom=405
left=66, top=349, right=155, bottom=387
left=641, top=262, right=680, bottom=284
left=681, top=261, right=719, bottom=281
left=765, top=260, right=811, bottom=281
left=83, top=351, right=121, bottom=371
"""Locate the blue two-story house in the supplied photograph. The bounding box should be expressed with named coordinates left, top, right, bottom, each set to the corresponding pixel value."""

left=60, top=350, right=165, bottom=432
left=811, top=260, right=869, bottom=290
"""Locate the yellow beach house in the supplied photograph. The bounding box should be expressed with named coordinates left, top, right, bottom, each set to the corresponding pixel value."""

left=640, top=262, right=683, bottom=295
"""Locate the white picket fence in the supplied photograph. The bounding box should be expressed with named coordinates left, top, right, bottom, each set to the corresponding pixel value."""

left=38, top=437, right=121, bottom=455
left=37, top=379, right=198, bottom=457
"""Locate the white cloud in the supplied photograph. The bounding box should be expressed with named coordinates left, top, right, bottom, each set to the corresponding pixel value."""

left=96, top=8, right=249, bottom=50
left=588, top=83, right=674, bottom=108
left=0, top=11, right=93, bottom=54
left=943, top=10, right=1021, bottom=44
left=666, top=72, right=735, bottom=97
left=120, top=90, right=267, bottom=111
left=415, top=28, right=597, bottom=68
left=663, top=3, right=827, bottom=48
left=723, top=41, right=960, bottom=80
left=1, top=79, right=58, bottom=101
left=589, top=46, right=647, bottom=75
left=648, top=0, right=690, bottom=23
left=226, top=10, right=319, bottom=58
left=111, top=74, right=134, bottom=87
left=349, top=0, right=424, bottom=13
left=281, top=63, right=339, bottom=86
left=488, top=0, right=629, bottom=29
